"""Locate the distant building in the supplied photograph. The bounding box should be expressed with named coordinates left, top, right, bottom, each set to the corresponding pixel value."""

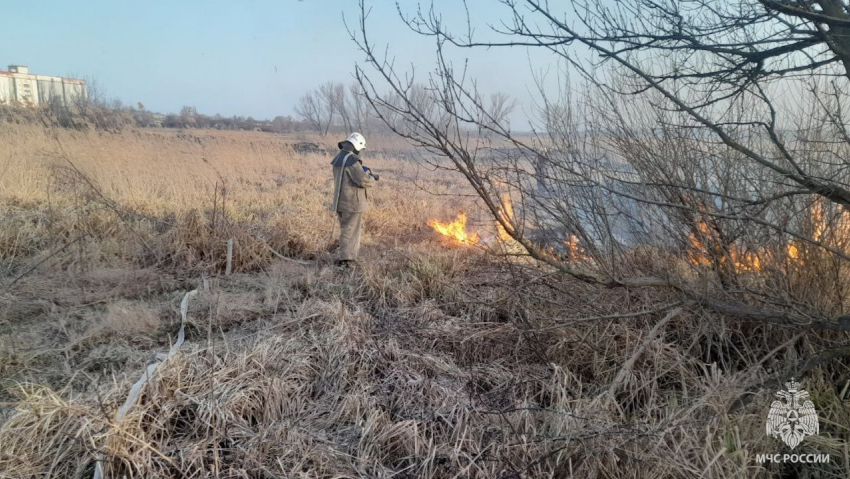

left=0, top=65, right=87, bottom=109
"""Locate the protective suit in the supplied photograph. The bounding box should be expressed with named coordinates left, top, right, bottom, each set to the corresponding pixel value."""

left=331, top=136, right=374, bottom=262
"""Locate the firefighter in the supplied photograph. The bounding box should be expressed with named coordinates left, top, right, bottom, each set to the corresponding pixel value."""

left=330, top=132, right=378, bottom=266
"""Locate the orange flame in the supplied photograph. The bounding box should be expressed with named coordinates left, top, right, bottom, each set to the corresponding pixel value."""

left=497, top=194, right=515, bottom=242
left=733, top=250, right=762, bottom=273
left=429, top=194, right=515, bottom=247
left=565, top=234, right=589, bottom=262
left=783, top=199, right=849, bottom=266
left=687, top=221, right=717, bottom=267
left=787, top=243, right=800, bottom=261
left=812, top=200, right=826, bottom=242
left=428, top=213, right=480, bottom=245
left=687, top=199, right=850, bottom=273
left=687, top=219, right=764, bottom=272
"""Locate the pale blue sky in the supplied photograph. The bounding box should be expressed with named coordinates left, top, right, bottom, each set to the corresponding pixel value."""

left=1, top=1, right=563, bottom=125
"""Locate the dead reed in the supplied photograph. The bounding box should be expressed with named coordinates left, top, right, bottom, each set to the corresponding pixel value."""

left=0, top=125, right=847, bottom=478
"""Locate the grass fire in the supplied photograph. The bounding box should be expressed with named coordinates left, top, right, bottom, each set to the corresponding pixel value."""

left=427, top=212, right=480, bottom=245
left=3, top=0, right=850, bottom=477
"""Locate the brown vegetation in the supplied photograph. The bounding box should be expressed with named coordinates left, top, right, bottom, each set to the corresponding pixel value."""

left=0, top=125, right=848, bottom=478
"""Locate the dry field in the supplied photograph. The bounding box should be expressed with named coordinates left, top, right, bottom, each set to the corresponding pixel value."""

left=0, top=125, right=847, bottom=478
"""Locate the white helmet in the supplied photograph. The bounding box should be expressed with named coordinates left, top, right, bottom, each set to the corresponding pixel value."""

left=339, top=132, right=366, bottom=151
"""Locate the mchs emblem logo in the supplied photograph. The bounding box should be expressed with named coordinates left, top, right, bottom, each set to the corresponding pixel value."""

left=766, top=378, right=819, bottom=449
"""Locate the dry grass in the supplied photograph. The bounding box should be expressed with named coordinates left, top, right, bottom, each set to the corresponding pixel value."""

left=0, top=125, right=848, bottom=478
left=0, top=124, right=472, bottom=273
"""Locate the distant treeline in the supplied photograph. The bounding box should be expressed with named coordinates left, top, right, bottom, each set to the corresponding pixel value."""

left=0, top=99, right=321, bottom=134
left=0, top=80, right=514, bottom=137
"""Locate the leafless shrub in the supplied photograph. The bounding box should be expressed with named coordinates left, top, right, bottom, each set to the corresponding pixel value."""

left=347, top=1, right=850, bottom=474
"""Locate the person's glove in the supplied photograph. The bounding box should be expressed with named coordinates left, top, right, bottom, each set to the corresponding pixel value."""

left=363, top=165, right=379, bottom=181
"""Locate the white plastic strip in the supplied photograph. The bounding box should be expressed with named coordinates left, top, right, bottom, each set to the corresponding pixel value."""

left=93, top=289, right=197, bottom=479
